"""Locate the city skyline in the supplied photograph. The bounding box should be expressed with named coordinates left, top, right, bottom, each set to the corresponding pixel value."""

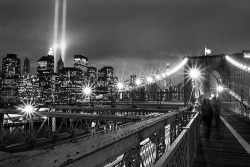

left=1, top=0, right=250, bottom=77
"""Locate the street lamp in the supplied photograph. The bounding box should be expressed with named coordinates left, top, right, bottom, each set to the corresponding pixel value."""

left=81, top=84, right=94, bottom=106
left=135, top=78, right=141, bottom=86
left=18, top=101, right=37, bottom=149
left=188, top=68, right=201, bottom=104
left=146, top=76, right=153, bottom=83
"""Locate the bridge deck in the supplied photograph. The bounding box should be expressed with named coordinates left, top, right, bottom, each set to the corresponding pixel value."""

left=192, top=108, right=250, bottom=167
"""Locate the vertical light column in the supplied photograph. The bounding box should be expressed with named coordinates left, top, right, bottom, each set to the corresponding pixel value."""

left=61, top=0, right=67, bottom=62
left=53, top=0, right=59, bottom=72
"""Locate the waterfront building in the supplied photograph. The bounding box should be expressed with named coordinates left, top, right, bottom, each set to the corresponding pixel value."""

left=96, top=66, right=113, bottom=94
left=18, top=74, right=40, bottom=101
left=55, top=67, right=83, bottom=104
left=86, top=67, right=97, bottom=85
left=74, top=54, right=88, bottom=74
left=37, top=49, right=54, bottom=103
left=1, top=54, right=21, bottom=102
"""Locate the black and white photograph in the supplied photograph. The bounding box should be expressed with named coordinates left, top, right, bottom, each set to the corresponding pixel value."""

left=0, top=0, right=250, bottom=166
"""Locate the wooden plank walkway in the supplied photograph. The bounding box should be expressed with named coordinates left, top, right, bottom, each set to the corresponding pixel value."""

left=192, top=108, right=250, bottom=167
left=221, top=109, right=250, bottom=144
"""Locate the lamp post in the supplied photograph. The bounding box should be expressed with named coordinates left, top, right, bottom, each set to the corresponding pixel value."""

left=189, top=68, right=201, bottom=104
left=83, top=86, right=92, bottom=106
left=155, top=74, right=162, bottom=108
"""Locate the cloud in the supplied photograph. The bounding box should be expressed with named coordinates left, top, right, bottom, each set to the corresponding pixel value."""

left=1, top=0, right=250, bottom=81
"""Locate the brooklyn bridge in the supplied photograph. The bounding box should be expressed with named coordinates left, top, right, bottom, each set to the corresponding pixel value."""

left=1, top=54, right=250, bottom=167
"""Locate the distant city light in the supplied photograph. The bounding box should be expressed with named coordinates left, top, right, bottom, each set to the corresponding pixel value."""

left=48, top=47, right=54, bottom=55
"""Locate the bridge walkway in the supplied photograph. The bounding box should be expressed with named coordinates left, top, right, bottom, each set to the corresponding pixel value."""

left=192, top=108, right=250, bottom=167
left=221, top=108, right=250, bottom=145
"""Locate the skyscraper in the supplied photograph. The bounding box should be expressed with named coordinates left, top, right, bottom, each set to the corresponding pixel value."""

left=37, top=49, right=54, bottom=103
left=86, top=67, right=97, bottom=84
left=57, top=55, right=64, bottom=73
left=74, top=54, right=88, bottom=74
left=23, top=57, right=30, bottom=74
left=97, top=66, right=113, bottom=94
left=1, top=54, right=21, bottom=102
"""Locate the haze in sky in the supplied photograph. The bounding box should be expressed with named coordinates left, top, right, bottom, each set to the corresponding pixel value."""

left=1, top=0, right=250, bottom=77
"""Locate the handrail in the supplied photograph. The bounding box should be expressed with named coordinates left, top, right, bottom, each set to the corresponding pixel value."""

left=153, top=112, right=200, bottom=167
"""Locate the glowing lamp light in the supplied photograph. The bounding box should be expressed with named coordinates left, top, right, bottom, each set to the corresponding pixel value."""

left=189, top=68, right=200, bottom=79
left=135, top=79, right=141, bottom=86
left=211, top=94, right=215, bottom=98
left=117, top=82, right=124, bottom=90
left=166, top=71, right=171, bottom=76
left=146, top=76, right=153, bottom=83
left=155, top=74, right=161, bottom=80
left=161, top=73, right=166, bottom=77
left=24, top=105, right=34, bottom=114
left=83, top=86, right=92, bottom=95
left=216, top=85, right=224, bottom=92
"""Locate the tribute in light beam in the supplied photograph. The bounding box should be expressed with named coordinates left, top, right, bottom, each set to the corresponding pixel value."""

left=53, top=0, right=59, bottom=72
left=61, top=0, right=67, bottom=62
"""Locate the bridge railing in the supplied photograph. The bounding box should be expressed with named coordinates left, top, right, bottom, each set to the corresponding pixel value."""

left=103, top=108, right=195, bottom=167
left=222, top=102, right=250, bottom=119
left=153, top=111, right=200, bottom=167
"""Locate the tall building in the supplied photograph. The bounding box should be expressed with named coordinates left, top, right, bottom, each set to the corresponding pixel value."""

left=74, top=54, right=88, bottom=74
left=23, top=57, right=30, bottom=74
left=55, top=67, right=83, bottom=104
left=37, top=49, right=54, bottom=103
left=18, top=74, right=40, bottom=101
left=130, top=75, right=136, bottom=85
left=97, top=66, right=113, bottom=94
left=1, top=54, right=21, bottom=102
left=57, top=55, right=64, bottom=73
left=86, top=67, right=97, bottom=84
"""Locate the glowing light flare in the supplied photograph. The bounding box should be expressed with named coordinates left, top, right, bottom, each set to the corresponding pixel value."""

left=225, top=55, right=250, bottom=72
left=189, top=68, right=201, bottom=79
left=117, top=82, right=124, bottom=90
left=216, top=85, right=224, bottom=93
left=81, top=83, right=95, bottom=98
left=135, top=79, right=141, bottom=86
left=48, top=47, right=54, bottom=55
left=155, top=74, right=161, bottom=80
left=146, top=76, right=153, bottom=83
left=83, top=86, right=92, bottom=95
left=161, top=73, right=166, bottom=78
left=17, top=101, right=38, bottom=118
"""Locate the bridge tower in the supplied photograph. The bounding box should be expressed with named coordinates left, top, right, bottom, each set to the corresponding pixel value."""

left=184, top=55, right=230, bottom=104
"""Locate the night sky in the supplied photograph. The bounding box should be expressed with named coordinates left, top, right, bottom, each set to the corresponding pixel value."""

left=1, top=0, right=250, bottom=78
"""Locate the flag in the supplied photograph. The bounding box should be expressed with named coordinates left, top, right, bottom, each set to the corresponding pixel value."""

left=205, top=46, right=211, bottom=56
